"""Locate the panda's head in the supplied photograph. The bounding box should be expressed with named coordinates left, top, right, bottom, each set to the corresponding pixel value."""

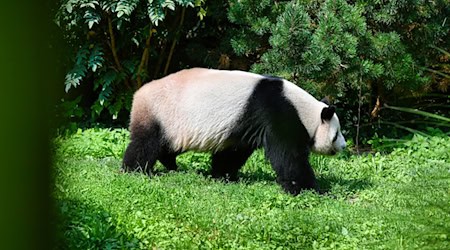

left=311, top=106, right=346, bottom=155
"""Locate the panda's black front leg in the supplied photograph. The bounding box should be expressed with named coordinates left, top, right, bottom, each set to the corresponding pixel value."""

left=275, top=159, right=319, bottom=195
left=265, top=144, right=319, bottom=195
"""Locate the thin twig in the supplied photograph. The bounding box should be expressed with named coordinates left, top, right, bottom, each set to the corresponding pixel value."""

left=107, top=14, right=131, bottom=90
left=137, top=26, right=154, bottom=88
left=356, top=75, right=362, bottom=154
left=153, top=42, right=167, bottom=78
left=108, top=15, right=123, bottom=72
left=163, top=7, right=186, bottom=75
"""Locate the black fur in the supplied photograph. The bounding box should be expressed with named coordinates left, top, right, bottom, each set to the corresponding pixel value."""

left=158, top=152, right=178, bottom=171
left=211, top=148, right=254, bottom=181
left=122, top=122, right=179, bottom=174
left=321, top=106, right=335, bottom=121
left=123, top=76, right=320, bottom=195
left=265, top=140, right=317, bottom=195
left=219, top=77, right=318, bottom=194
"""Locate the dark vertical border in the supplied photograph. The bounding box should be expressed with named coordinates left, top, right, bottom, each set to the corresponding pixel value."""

left=0, top=1, right=60, bottom=249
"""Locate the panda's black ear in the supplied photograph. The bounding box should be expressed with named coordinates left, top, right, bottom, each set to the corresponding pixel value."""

left=321, top=106, right=336, bottom=121
left=320, top=97, right=330, bottom=105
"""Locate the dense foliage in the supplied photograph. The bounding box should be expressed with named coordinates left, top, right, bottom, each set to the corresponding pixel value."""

left=55, top=0, right=209, bottom=125
left=55, top=0, right=449, bottom=143
left=54, top=129, right=450, bottom=249
left=228, top=0, right=450, bottom=142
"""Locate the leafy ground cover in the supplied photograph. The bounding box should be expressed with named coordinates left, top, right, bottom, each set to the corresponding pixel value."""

left=53, top=129, right=449, bottom=249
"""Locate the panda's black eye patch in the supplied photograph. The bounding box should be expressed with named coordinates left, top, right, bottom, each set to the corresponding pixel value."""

left=332, top=131, right=338, bottom=142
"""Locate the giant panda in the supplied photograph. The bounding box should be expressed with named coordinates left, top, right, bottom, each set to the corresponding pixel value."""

left=122, top=68, right=346, bottom=195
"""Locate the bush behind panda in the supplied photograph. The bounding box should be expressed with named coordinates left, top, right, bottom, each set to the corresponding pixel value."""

left=123, top=68, right=346, bottom=195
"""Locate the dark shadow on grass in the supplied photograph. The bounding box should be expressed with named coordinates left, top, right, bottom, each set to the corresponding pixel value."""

left=239, top=171, right=372, bottom=195
left=152, top=158, right=372, bottom=195
left=152, top=165, right=209, bottom=177
left=182, top=165, right=276, bottom=183
left=238, top=170, right=276, bottom=182
left=54, top=198, right=141, bottom=249
left=317, top=174, right=373, bottom=193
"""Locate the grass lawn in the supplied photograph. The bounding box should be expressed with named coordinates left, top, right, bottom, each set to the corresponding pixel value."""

left=53, top=129, right=449, bottom=249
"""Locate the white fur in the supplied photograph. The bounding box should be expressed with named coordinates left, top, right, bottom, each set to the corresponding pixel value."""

left=282, top=80, right=327, bottom=138
left=312, top=114, right=346, bottom=154
left=134, top=68, right=345, bottom=154
left=282, top=80, right=345, bottom=154
left=135, top=68, right=263, bottom=152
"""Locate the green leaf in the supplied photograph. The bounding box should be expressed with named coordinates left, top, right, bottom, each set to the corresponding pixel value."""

left=94, top=69, right=118, bottom=91
left=148, top=5, right=165, bottom=26
left=162, top=0, right=175, bottom=11
left=384, top=105, right=450, bottom=123
left=66, top=1, right=73, bottom=13
left=100, top=1, right=116, bottom=11
left=197, top=7, right=206, bottom=20
left=99, top=84, right=113, bottom=105
left=65, top=46, right=89, bottom=92
left=64, top=73, right=83, bottom=92
left=109, top=98, right=123, bottom=120
left=88, top=45, right=104, bottom=73
left=80, top=1, right=98, bottom=9
left=92, top=99, right=105, bottom=117
left=116, top=0, right=139, bottom=17
left=84, top=9, right=101, bottom=29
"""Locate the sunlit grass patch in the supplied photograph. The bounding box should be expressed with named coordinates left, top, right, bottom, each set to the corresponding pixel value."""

left=53, top=129, right=450, bottom=249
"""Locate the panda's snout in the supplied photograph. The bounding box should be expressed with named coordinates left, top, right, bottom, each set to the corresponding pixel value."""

left=336, top=140, right=346, bottom=152
left=332, top=139, right=346, bottom=154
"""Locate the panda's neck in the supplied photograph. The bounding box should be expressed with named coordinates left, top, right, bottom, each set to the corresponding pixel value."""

left=281, top=80, right=326, bottom=139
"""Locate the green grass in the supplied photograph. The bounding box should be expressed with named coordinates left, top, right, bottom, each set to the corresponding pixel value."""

left=53, top=129, right=450, bottom=249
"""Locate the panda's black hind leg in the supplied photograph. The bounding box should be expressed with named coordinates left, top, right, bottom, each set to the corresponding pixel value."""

left=122, top=123, right=162, bottom=175
left=211, top=148, right=253, bottom=181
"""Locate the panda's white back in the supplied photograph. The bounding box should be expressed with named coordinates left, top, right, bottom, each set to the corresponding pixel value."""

left=136, top=68, right=263, bottom=152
